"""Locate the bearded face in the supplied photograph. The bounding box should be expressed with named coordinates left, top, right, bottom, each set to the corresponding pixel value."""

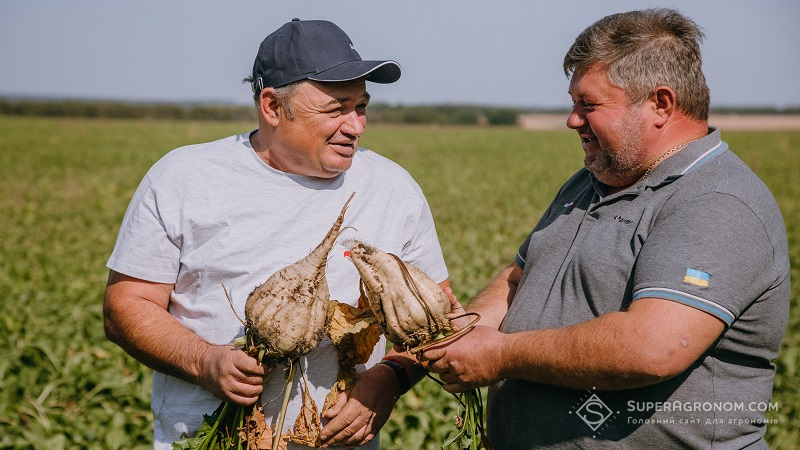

left=581, top=107, right=648, bottom=185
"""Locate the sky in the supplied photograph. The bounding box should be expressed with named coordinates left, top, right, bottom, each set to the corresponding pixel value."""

left=1, top=0, right=798, bottom=110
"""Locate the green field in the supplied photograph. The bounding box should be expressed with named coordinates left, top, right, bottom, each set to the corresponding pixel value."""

left=1, top=116, right=797, bottom=449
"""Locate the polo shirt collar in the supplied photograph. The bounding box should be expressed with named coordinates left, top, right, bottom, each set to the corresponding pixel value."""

left=640, top=126, right=727, bottom=188
left=591, top=127, right=728, bottom=197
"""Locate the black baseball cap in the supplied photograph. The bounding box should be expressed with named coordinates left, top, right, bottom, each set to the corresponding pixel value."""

left=251, top=18, right=401, bottom=91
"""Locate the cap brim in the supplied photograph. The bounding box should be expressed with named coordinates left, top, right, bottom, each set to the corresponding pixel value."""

left=308, top=60, right=401, bottom=84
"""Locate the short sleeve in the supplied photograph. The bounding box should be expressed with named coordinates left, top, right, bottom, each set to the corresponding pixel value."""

left=516, top=232, right=532, bottom=269
left=400, top=191, right=448, bottom=284
left=632, top=192, right=777, bottom=326
left=106, top=175, right=181, bottom=284
left=514, top=194, right=564, bottom=271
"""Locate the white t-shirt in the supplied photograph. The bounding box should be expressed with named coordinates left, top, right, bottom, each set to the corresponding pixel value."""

left=107, top=132, right=448, bottom=449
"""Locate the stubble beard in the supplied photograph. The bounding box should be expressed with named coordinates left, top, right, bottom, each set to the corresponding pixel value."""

left=586, top=108, right=647, bottom=186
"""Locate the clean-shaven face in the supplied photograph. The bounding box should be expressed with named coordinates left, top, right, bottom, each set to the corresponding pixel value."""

left=273, top=79, right=370, bottom=178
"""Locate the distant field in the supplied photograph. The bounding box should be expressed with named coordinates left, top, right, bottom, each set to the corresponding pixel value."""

left=0, top=116, right=797, bottom=449
left=518, top=113, right=800, bottom=131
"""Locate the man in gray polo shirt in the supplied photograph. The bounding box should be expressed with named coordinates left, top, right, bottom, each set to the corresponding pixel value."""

left=421, top=8, right=789, bottom=449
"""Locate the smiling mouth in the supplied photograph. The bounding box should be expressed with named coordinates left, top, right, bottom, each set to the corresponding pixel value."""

left=578, top=127, right=597, bottom=145
left=330, top=142, right=356, bottom=157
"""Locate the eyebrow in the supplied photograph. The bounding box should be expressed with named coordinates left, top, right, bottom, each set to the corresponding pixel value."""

left=329, top=92, right=371, bottom=106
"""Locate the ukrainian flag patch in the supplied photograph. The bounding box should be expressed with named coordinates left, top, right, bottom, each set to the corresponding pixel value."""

left=684, top=268, right=710, bottom=287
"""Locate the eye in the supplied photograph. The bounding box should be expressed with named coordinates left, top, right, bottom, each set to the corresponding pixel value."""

left=571, top=99, right=596, bottom=112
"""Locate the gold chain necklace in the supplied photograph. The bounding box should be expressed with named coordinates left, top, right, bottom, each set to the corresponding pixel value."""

left=641, top=139, right=698, bottom=180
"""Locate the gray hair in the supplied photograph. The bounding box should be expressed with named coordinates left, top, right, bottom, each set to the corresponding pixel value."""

left=242, top=76, right=301, bottom=119
left=563, top=8, right=710, bottom=121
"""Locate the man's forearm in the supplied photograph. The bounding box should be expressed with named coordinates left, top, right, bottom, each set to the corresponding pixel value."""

left=104, top=273, right=270, bottom=405
left=499, top=298, right=725, bottom=390
left=104, top=293, right=212, bottom=383
left=103, top=272, right=215, bottom=386
left=500, top=313, right=658, bottom=390
left=465, top=262, right=521, bottom=329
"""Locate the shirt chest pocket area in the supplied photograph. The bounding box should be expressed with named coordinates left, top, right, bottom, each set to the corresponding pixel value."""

left=565, top=208, right=646, bottom=305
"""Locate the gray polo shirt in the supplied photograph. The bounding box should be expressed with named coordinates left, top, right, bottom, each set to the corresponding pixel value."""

left=489, top=128, right=790, bottom=449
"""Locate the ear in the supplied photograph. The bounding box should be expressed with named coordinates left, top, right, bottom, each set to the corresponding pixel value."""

left=257, top=88, right=282, bottom=126
left=650, top=86, right=676, bottom=127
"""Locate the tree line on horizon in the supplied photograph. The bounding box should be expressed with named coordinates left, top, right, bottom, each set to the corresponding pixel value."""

left=0, top=98, right=797, bottom=126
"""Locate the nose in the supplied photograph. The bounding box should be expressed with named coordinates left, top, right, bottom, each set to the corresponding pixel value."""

left=341, top=110, right=366, bottom=137
left=566, top=106, right=585, bottom=130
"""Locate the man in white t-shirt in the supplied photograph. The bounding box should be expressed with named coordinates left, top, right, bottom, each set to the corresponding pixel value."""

left=103, top=19, right=449, bottom=449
